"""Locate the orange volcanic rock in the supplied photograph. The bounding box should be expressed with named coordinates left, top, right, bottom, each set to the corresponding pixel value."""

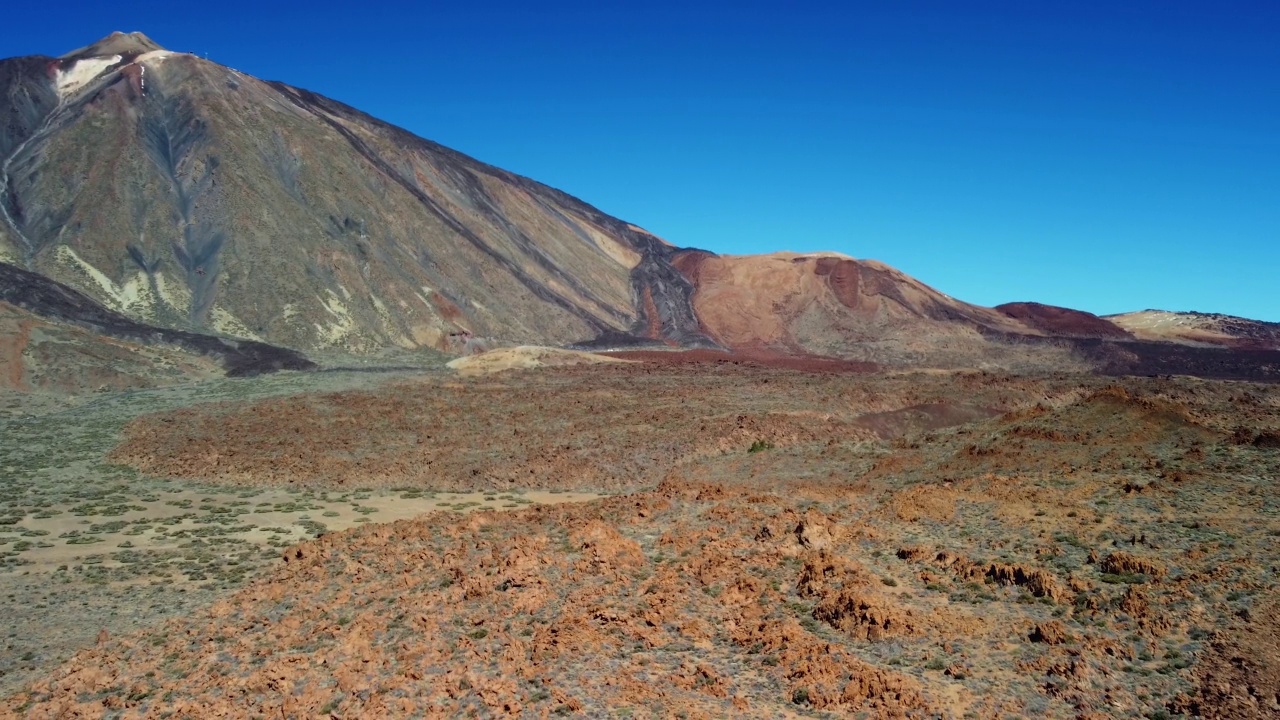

left=106, top=363, right=889, bottom=491
left=813, top=589, right=921, bottom=641
left=5, top=368, right=1280, bottom=718
left=1030, top=621, right=1070, bottom=645
left=675, top=252, right=1028, bottom=354
left=984, top=562, right=1069, bottom=602
left=1099, top=551, right=1167, bottom=580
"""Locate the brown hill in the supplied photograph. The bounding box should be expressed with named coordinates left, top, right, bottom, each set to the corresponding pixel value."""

left=664, top=251, right=1105, bottom=368
left=996, top=302, right=1132, bottom=339
left=1107, top=310, right=1280, bottom=351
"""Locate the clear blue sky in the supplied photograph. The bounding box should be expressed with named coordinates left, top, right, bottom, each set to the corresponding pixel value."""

left=5, top=1, right=1278, bottom=319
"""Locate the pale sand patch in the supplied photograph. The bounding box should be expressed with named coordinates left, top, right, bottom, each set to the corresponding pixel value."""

left=209, top=304, right=262, bottom=341
left=153, top=272, right=191, bottom=315
left=56, top=56, right=121, bottom=97
left=447, top=345, right=634, bottom=376
left=7, top=488, right=606, bottom=573
left=316, top=290, right=356, bottom=345
left=580, top=221, right=640, bottom=268
left=1108, top=310, right=1236, bottom=346
left=135, top=50, right=176, bottom=64
left=53, top=246, right=148, bottom=313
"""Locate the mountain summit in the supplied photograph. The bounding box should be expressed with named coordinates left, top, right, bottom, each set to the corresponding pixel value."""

left=60, top=31, right=166, bottom=60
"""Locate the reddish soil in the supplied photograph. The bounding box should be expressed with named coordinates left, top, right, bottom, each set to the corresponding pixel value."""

left=996, top=302, right=1133, bottom=339
left=668, top=249, right=713, bottom=287
left=1172, top=593, right=1280, bottom=718
left=11, top=367, right=1280, bottom=718
left=0, top=307, right=33, bottom=391
left=813, top=256, right=862, bottom=309
left=639, top=285, right=664, bottom=341
left=605, top=348, right=879, bottom=373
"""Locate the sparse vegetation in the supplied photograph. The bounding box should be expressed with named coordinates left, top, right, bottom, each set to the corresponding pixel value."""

left=2, top=363, right=1277, bottom=717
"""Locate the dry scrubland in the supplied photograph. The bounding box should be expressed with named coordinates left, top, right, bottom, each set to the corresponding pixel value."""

left=3, top=358, right=1280, bottom=718
left=0, top=364, right=597, bottom=697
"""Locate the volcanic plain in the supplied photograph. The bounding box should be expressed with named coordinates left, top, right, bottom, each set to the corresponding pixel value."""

left=2, top=354, right=1279, bottom=718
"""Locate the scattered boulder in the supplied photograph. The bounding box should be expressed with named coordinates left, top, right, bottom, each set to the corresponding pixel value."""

left=813, top=589, right=918, bottom=641
left=794, top=510, right=843, bottom=551
left=1100, top=552, right=1166, bottom=580
left=1030, top=621, right=1069, bottom=645
left=985, top=562, right=1069, bottom=601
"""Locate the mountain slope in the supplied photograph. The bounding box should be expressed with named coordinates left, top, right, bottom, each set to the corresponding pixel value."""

left=0, top=260, right=314, bottom=379
left=0, top=299, right=221, bottom=394
left=1106, top=310, right=1280, bottom=351
left=0, top=33, right=711, bottom=354
left=0, top=33, right=1090, bottom=363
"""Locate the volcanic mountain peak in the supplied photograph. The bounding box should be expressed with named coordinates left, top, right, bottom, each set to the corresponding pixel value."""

left=60, top=31, right=166, bottom=60
left=49, top=32, right=179, bottom=100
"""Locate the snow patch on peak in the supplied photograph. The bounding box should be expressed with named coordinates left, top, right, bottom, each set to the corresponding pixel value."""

left=133, top=51, right=178, bottom=95
left=56, top=55, right=121, bottom=98
left=136, top=50, right=176, bottom=64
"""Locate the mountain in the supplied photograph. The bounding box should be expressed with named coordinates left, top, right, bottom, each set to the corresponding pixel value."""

left=1, top=33, right=1278, bottom=381
left=1106, top=310, right=1280, bottom=351
left=0, top=32, right=709, bottom=355
left=0, top=33, right=1068, bottom=359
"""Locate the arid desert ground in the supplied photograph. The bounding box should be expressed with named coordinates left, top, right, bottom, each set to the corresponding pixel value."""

left=2, top=352, right=1278, bottom=718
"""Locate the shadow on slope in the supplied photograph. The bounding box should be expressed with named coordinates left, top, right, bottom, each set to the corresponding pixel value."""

left=0, top=262, right=314, bottom=377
